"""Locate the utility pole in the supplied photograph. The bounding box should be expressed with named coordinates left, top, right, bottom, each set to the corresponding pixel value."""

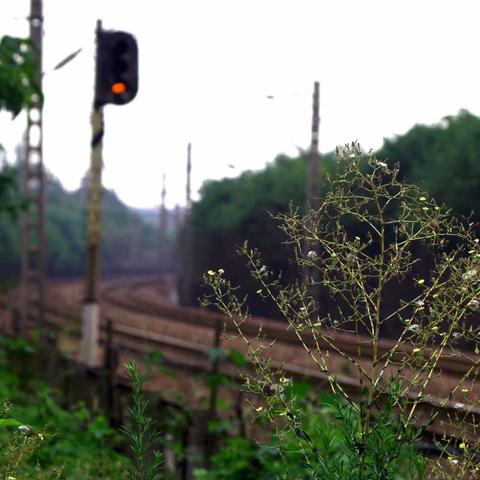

left=187, top=144, right=192, bottom=210
left=82, top=20, right=104, bottom=367
left=307, top=81, right=320, bottom=210
left=182, top=143, right=194, bottom=306
left=20, top=0, right=46, bottom=334
left=303, top=81, right=321, bottom=293
left=158, top=174, right=168, bottom=274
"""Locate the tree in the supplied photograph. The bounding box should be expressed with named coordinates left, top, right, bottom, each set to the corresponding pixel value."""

left=190, top=152, right=337, bottom=314
left=379, top=110, right=480, bottom=217
left=193, top=111, right=480, bottom=320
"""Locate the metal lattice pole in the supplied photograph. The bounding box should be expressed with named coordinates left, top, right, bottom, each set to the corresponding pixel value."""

left=20, top=0, right=46, bottom=334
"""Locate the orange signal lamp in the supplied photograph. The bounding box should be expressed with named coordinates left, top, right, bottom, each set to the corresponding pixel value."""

left=111, top=82, right=127, bottom=94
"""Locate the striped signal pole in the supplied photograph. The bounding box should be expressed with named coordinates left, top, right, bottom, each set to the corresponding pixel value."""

left=81, top=21, right=138, bottom=366
left=82, top=20, right=104, bottom=367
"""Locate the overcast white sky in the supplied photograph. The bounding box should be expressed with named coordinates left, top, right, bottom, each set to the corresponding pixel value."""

left=1, top=1, right=480, bottom=208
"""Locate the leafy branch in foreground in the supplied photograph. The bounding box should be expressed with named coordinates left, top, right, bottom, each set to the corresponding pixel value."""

left=203, top=142, right=480, bottom=479
left=0, top=35, right=42, bottom=117
left=122, top=361, right=164, bottom=480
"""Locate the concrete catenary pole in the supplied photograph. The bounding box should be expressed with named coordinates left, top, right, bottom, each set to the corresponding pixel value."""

left=82, top=20, right=104, bottom=367
left=182, top=142, right=194, bottom=305
left=307, top=81, right=320, bottom=210
left=303, top=81, right=321, bottom=291
left=158, top=174, right=168, bottom=274
left=20, top=0, right=46, bottom=334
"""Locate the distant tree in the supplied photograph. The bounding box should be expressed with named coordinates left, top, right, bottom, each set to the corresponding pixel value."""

left=379, top=110, right=480, bottom=217
left=190, top=152, right=337, bottom=315
left=191, top=110, right=480, bottom=319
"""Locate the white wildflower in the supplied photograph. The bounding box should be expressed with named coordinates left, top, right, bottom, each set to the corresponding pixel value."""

left=377, top=161, right=387, bottom=168
left=346, top=252, right=357, bottom=262
left=469, top=299, right=480, bottom=310
left=307, top=250, right=317, bottom=259
left=462, top=269, right=477, bottom=280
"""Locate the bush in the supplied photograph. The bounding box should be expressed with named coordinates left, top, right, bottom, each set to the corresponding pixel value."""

left=0, top=337, right=128, bottom=478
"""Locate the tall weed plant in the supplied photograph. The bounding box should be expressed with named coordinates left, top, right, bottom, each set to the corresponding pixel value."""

left=122, top=360, right=164, bottom=480
left=204, top=143, right=480, bottom=479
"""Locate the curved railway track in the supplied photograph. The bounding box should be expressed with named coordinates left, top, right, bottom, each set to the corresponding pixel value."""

left=96, top=277, right=480, bottom=437
left=11, top=275, right=475, bottom=441
left=101, top=276, right=480, bottom=378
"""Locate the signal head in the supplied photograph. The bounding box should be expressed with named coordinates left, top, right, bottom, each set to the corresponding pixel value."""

left=95, top=29, right=138, bottom=106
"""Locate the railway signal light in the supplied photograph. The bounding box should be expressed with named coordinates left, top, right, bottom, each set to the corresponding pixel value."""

left=95, top=29, right=138, bottom=106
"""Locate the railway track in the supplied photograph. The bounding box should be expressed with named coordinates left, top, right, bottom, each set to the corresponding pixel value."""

left=45, top=279, right=480, bottom=431
left=8, top=275, right=477, bottom=441
left=100, top=276, right=480, bottom=379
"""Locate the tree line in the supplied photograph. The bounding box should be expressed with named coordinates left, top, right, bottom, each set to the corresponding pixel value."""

left=187, top=110, right=480, bottom=320
left=0, top=167, right=165, bottom=284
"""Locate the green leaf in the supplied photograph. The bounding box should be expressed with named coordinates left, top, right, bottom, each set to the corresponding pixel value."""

left=228, top=348, right=247, bottom=368
left=206, top=371, right=230, bottom=389
left=284, top=380, right=310, bottom=401
left=0, top=418, right=22, bottom=428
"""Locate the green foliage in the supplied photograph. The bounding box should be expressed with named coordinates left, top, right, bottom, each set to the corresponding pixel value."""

left=0, top=35, right=40, bottom=272
left=0, top=171, right=160, bottom=281
left=0, top=35, right=35, bottom=226
left=378, top=110, right=480, bottom=217
left=122, top=361, right=164, bottom=480
left=195, top=390, right=425, bottom=480
left=227, top=348, right=248, bottom=368
left=0, top=418, right=22, bottom=427
left=193, top=110, right=480, bottom=321
left=0, top=35, right=42, bottom=117
left=193, top=438, right=274, bottom=480
left=191, top=152, right=336, bottom=313
left=0, top=337, right=128, bottom=478
left=0, top=165, right=28, bottom=218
